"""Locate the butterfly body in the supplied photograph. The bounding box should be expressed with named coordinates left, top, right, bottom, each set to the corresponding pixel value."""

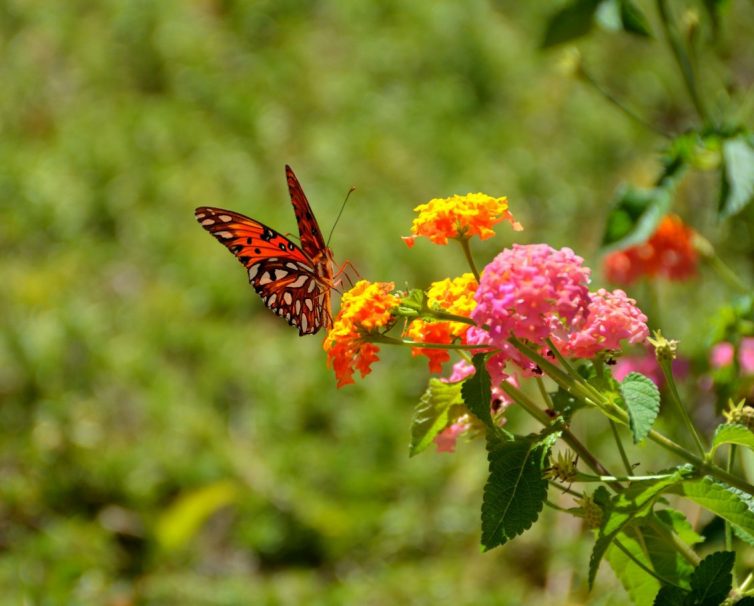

left=195, top=166, right=334, bottom=335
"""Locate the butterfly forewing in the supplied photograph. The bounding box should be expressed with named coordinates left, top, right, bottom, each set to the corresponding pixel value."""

left=285, top=165, right=329, bottom=261
left=194, top=206, right=332, bottom=335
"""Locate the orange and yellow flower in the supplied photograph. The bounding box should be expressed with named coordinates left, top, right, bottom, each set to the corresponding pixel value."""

left=405, top=274, right=478, bottom=372
left=603, top=215, right=698, bottom=285
left=403, top=193, right=522, bottom=247
left=324, top=280, right=398, bottom=387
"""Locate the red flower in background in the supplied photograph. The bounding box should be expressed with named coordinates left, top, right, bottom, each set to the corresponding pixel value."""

left=603, top=215, right=698, bottom=285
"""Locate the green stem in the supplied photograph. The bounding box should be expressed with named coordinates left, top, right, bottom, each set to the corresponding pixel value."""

left=367, top=334, right=495, bottom=351
left=545, top=498, right=576, bottom=512
left=740, top=572, right=753, bottom=593
left=576, top=473, right=678, bottom=483
left=580, top=65, right=670, bottom=137
left=457, top=237, right=480, bottom=281
left=727, top=444, right=737, bottom=583
left=656, top=0, right=710, bottom=125
left=548, top=480, right=582, bottom=499
left=658, top=358, right=707, bottom=458
left=610, top=421, right=634, bottom=475
left=706, top=250, right=751, bottom=294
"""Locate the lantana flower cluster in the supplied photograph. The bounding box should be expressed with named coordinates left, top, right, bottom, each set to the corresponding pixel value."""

left=323, top=192, right=650, bottom=451
left=603, top=214, right=698, bottom=285
left=405, top=273, right=478, bottom=372
left=403, top=193, right=522, bottom=247
left=323, top=280, right=398, bottom=387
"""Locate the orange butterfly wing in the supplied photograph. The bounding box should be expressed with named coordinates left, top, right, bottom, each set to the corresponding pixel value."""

left=195, top=205, right=333, bottom=335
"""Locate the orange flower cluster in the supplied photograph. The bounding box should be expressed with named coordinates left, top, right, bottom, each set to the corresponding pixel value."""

left=403, top=193, right=522, bottom=247
left=323, top=280, right=398, bottom=388
left=405, top=274, right=478, bottom=372
left=603, top=215, right=698, bottom=285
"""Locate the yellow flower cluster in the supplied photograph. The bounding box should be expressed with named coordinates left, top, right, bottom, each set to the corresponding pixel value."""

left=405, top=273, right=478, bottom=373
left=323, top=280, right=398, bottom=387
left=403, top=193, right=521, bottom=247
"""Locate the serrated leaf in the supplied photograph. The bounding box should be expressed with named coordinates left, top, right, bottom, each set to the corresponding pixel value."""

left=688, top=551, right=734, bottom=606
left=462, top=354, right=493, bottom=429
left=410, top=379, right=465, bottom=456
left=541, top=0, right=602, bottom=48
left=621, top=372, right=660, bottom=443
left=601, top=183, right=672, bottom=251
left=711, top=423, right=754, bottom=455
left=653, top=585, right=687, bottom=606
left=720, top=135, right=754, bottom=219
left=481, top=434, right=550, bottom=550
left=619, top=0, right=652, bottom=36
left=606, top=532, right=662, bottom=605
left=589, top=472, right=685, bottom=588
left=654, top=508, right=704, bottom=547
left=673, top=477, right=754, bottom=546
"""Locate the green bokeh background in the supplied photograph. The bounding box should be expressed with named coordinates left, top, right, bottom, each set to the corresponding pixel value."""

left=2, top=1, right=753, bottom=604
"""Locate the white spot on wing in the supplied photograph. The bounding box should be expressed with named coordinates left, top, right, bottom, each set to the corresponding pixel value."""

left=301, top=315, right=308, bottom=332
left=307, top=279, right=316, bottom=293
left=268, top=294, right=277, bottom=305
left=218, top=214, right=233, bottom=223
left=288, top=275, right=308, bottom=289
left=248, top=264, right=260, bottom=280
left=305, top=298, right=314, bottom=311
left=216, top=230, right=233, bottom=240
left=201, top=218, right=213, bottom=226
left=295, top=300, right=301, bottom=314
left=283, top=292, right=293, bottom=305
left=259, top=273, right=272, bottom=285
left=274, top=269, right=288, bottom=280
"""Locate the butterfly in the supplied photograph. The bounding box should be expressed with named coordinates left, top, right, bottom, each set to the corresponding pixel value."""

left=195, top=166, right=335, bottom=335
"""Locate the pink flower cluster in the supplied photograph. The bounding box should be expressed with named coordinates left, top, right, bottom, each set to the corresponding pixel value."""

left=710, top=338, right=754, bottom=374
left=472, top=244, right=592, bottom=343
left=556, top=289, right=649, bottom=359
left=468, top=244, right=649, bottom=373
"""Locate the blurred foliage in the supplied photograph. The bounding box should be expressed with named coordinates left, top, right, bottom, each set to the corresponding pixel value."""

left=0, top=0, right=753, bottom=604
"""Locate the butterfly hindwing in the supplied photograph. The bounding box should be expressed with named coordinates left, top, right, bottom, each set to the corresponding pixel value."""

left=194, top=206, right=331, bottom=335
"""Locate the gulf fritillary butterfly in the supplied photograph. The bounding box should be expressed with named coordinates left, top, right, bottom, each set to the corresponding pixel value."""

left=195, top=166, right=335, bottom=335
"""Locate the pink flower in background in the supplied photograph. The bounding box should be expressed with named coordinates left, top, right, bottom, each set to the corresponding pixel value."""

left=739, top=338, right=754, bottom=374
left=557, top=289, right=649, bottom=358
left=471, top=244, right=591, bottom=345
left=614, top=347, right=690, bottom=387
left=710, top=342, right=735, bottom=369
left=435, top=419, right=472, bottom=453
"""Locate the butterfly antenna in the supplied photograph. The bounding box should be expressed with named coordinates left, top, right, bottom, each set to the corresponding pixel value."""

left=326, top=186, right=356, bottom=248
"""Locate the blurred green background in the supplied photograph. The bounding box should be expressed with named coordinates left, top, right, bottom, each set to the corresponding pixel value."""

left=2, top=1, right=753, bottom=604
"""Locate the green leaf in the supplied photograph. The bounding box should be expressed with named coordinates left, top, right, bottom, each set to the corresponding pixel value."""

left=688, top=551, right=734, bottom=606
left=601, top=183, right=672, bottom=251
left=481, top=433, right=551, bottom=550
left=653, top=585, right=687, bottom=606
left=606, top=532, right=662, bottom=605
left=654, top=508, right=704, bottom=547
left=673, top=477, right=754, bottom=546
left=541, top=0, right=602, bottom=48
left=621, top=372, right=661, bottom=444
left=619, top=0, right=651, bottom=36
left=589, top=471, right=686, bottom=588
left=410, top=379, right=465, bottom=456
left=710, top=423, right=754, bottom=455
left=462, top=354, right=493, bottom=429
left=720, top=135, right=754, bottom=219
